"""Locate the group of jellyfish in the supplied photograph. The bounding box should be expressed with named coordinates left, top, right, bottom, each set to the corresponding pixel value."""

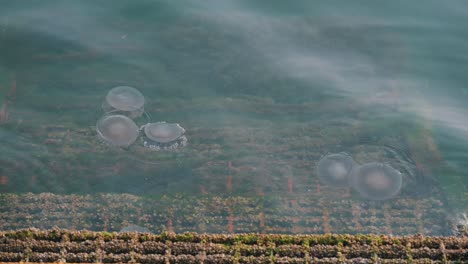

left=95, top=87, right=402, bottom=201
left=317, top=153, right=403, bottom=200
left=96, top=86, right=187, bottom=151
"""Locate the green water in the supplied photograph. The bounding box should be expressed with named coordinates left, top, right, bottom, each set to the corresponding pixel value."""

left=0, top=1, right=467, bottom=234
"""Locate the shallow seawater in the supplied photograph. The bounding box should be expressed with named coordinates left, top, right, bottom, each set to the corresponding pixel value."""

left=0, top=0, right=467, bottom=235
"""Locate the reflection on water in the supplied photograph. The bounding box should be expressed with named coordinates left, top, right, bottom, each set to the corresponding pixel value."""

left=0, top=0, right=467, bottom=235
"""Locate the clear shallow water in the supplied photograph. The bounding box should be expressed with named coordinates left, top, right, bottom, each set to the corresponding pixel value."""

left=0, top=1, right=467, bottom=234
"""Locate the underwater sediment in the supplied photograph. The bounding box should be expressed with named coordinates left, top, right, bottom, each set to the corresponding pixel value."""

left=0, top=192, right=454, bottom=236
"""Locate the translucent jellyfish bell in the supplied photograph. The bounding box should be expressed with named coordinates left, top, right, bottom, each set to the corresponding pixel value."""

left=96, top=114, right=139, bottom=147
left=350, top=162, right=402, bottom=200
left=102, top=86, right=145, bottom=118
left=316, top=152, right=354, bottom=188
left=141, top=122, right=187, bottom=151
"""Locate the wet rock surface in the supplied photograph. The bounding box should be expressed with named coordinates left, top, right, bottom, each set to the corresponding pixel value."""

left=0, top=229, right=467, bottom=263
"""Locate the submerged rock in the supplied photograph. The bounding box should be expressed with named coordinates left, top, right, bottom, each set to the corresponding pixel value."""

left=119, top=225, right=151, bottom=233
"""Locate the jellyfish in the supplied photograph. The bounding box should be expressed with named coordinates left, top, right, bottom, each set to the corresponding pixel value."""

left=102, top=86, right=145, bottom=118
left=96, top=114, right=139, bottom=147
left=316, top=152, right=354, bottom=188
left=141, top=122, right=187, bottom=151
left=350, top=162, right=402, bottom=200
left=119, top=225, right=151, bottom=233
